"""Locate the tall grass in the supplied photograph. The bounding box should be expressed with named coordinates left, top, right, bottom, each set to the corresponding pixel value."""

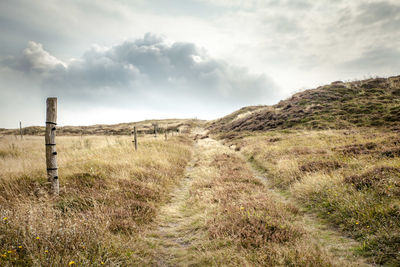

left=183, top=138, right=352, bottom=266
left=218, top=129, right=400, bottom=265
left=0, top=135, right=192, bottom=266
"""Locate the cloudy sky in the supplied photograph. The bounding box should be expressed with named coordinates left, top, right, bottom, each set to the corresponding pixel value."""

left=1, top=0, right=399, bottom=128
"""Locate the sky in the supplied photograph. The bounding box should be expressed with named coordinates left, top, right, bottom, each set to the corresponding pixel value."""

left=1, top=0, right=399, bottom=128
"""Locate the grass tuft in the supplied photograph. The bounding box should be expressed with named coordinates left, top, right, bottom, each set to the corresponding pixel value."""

left=0, top=134, right=193, bottom=265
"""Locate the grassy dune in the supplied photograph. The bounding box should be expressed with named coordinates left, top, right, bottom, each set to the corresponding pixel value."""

left=0, top=134, right=192, bottom=266
left=209, top=76, right=400, bottom=132
left=217, top=129, right=400, bottom=265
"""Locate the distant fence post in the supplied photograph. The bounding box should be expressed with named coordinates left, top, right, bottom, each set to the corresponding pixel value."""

left=154, top=124, right=158, bottom=138
left=45, top=97, right=59, bottom=195
left=165, top=130, right=167, bottom=141
left=19, top=121, right=23, bottom=140
left=134, top=126, right=138, bottom=151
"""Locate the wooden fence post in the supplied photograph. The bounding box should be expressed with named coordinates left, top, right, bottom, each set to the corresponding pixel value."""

left=19, top=121, right=23, bottom=140
left=134, top=126, right=138, bottom=151
left=154, top=124, right=158, bottom=138
left=45, top=98, right=59, bottom=195
left=165, top=130, right=167, bottom=141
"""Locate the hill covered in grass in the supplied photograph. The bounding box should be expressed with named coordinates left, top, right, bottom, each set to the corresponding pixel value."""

left=209, top=76, right=400, bottom=132
left=0, top=119, right=202, bottom=136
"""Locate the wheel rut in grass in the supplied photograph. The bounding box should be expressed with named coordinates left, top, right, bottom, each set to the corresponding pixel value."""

left=225, top=144, right=375, bottom=266
left=142, top=130, right=373, bottom=266
left=253, top=170, right=372, bottom=265
left=149, top=155, right=198, bottom=266
left=143, top=129, right=209, bottom=266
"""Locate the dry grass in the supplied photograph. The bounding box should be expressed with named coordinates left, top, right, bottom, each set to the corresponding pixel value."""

left=218, top=128, right=400, bottom=265
left=0, top=134, right=192, bottom=266
left=0, top=118, right=202, bottom=136
left=180, top=138, right=352, bottom=266
left=0, top=128, right=381, bottom=266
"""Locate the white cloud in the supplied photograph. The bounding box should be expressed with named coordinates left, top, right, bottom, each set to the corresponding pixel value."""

left=23, top=41, right=67, bottom=71
left=1, top=41, right=66, bottom=74
left=2, top=34, right=278, bottom=114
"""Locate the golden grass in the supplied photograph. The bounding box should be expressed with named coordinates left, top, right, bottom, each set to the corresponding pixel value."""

left=218, top=128, right=400, bottom=265
left=162, top=137, right=356, bottom=266
left=0, top=134, right=192, bottom=266
left=113, top=136, right=354, bottom=266
left=0, top=128, right=382, bottom=266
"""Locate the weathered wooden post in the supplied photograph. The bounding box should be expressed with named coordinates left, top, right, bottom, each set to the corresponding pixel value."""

left=134, top=126, right=138, bottom=151
left=165, top=130, right=167, bottom=141
left=19, top=121, right=23, bottom=140
left=45, top=97, right=59, bottom=195
left=154, top=124, right=158, bottom=138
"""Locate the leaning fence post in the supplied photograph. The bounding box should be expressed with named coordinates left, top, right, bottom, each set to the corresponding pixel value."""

left=45, top=97, right=59, bottom=195
left=19, top=121, right=23, bottom=140
left=134, top=126, right=138, bottom=151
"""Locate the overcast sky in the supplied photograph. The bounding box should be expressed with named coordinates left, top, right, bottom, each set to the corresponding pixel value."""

left=1, top=0, right=399, bottom=128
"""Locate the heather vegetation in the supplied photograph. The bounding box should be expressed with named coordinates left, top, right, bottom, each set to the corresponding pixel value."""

left=209, top=76, right=400, bottom=132
left=209, top=75, right=400, bottom=266
left=217, top=129, right=400, bottom=265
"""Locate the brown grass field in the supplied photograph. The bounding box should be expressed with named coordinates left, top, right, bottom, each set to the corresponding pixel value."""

left=217, top=128, right=400, bottom=266
left=0, top=134, right=192, bottom=266
left=1, top=127, right=390, bottom=266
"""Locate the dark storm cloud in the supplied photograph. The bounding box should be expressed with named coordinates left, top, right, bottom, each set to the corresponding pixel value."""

left=2, top=34, right=277, bottom=106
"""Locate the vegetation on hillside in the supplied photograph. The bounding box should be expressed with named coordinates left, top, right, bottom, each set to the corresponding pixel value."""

left=0, top=119, right=202, bottom=136
left=209, top=76, right=400, bottom=132
left=217, top=129, right=400, bottom=265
